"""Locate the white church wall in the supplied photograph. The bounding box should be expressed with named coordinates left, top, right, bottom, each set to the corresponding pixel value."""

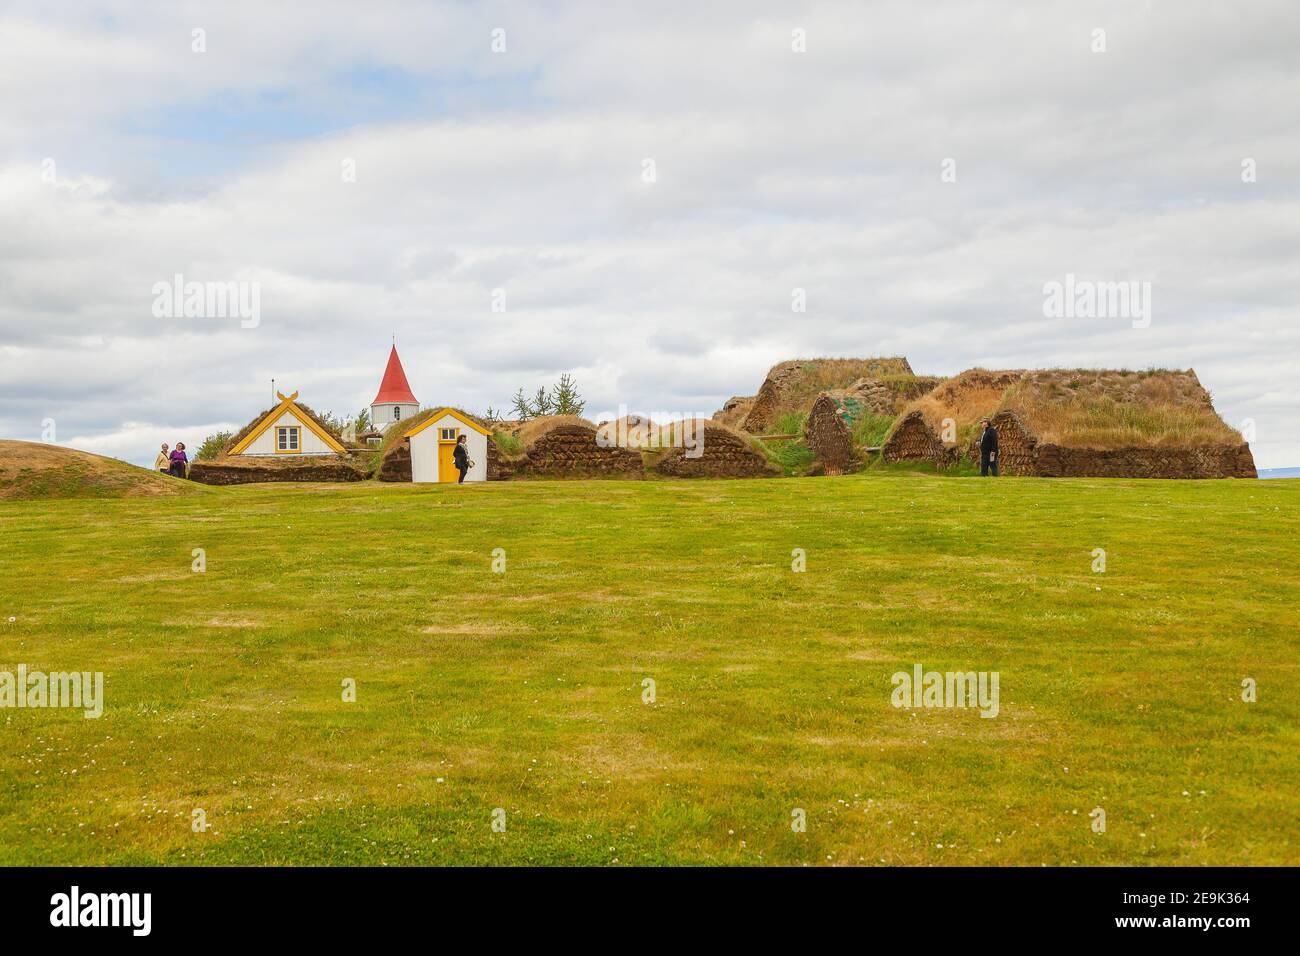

left=373, top=402, right=420, bottom=431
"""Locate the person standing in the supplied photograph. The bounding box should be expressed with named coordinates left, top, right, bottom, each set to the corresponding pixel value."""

left=169, top=442, right=189, bottom=478
left=452, top=434, right=470, bottom=484
left=154, top=443, right=171, bottom=473
left=978, top=418, right=999, bottom=477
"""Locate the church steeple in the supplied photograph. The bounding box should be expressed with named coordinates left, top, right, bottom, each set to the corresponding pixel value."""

left=371, top=345, right=418, bottom=406
left=371, top=345, right=419, bottom=430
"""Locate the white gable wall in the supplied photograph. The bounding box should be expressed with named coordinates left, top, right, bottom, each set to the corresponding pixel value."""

left=409, top=413, right=488, bottom=482
left=236, top=409, right=342, bottom=456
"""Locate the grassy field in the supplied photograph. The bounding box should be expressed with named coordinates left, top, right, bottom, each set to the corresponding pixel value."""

left=0, top=473, right=1296, bottom=866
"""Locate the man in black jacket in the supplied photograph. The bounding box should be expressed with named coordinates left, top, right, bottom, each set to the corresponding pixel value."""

left=978, top=418, right=999, bottom=477
left=453, top=435, right=470, bottom=483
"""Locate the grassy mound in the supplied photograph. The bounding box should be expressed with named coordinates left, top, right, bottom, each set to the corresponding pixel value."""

left=998, top=369, right=1242, bottom=449
left=514, top=414, right=595, bottom=444
left=0, top=440, right=203, bottom=501
left=511, top=415, right=641, bottom=478
left=649, top=418, right=784, bottom=478
left=881, top=367, right=1253, bottom=477
left=898, top=368, right=1025, bottom=445
left=741, top=357, right=915, bottom=432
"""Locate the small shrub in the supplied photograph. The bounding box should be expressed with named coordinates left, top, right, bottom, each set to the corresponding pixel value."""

left=196, top=431, right=232, bottom=461
left=493, top=432, right=523, bottom=458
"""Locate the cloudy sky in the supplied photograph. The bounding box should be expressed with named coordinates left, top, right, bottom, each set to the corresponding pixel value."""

left=2, top=0, right=1297, bottom=467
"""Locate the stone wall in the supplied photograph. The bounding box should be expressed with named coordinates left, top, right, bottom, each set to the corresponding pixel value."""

left=960, top=411, right=1258, bottom=478
left=376, top=442, right=411, bottom=481
left=1031, top=443, right=1257, bottom=478
left=821, top=375, right=944, bottom=419
left=654, top=425, right=780, bottom=478
left=836, top=379, right=895, bottom=416
left=486, top=440, right=511, bottom=480
left=713, top=396, right=755, bottom=428
left=880, top=411, right=954, bottom=465
left=964, top=411, right=1036, bottom=474
left=803, top=395, right=861, bottom=475
left=740, top=363, right=806, bottom=432
left=521, top=422, right=644, bottom=478
left=190, top=456, right=369, bottom=485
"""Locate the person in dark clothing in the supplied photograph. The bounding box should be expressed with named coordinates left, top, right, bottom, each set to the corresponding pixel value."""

left=978, top=418, right=999, bottom=477
left=452, top=434, right=470, bottom=483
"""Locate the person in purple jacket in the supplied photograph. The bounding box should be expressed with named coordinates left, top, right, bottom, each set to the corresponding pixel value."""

left=168, top=442, right=189, bottom=478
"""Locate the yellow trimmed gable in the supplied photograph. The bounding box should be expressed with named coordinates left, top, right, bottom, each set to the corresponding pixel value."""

left=229, top=391, right=348, bottom=456
left=402, top=407, right=492, bottom=439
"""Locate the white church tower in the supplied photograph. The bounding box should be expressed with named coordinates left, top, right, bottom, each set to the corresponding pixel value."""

left=371, top=344, right=420, bottom=431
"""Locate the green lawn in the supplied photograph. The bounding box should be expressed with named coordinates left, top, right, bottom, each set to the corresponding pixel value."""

left=0, top=473, right=1296, bottom=866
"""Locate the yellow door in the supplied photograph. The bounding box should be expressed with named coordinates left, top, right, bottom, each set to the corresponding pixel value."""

left=437, top=427, right=460, bottom=482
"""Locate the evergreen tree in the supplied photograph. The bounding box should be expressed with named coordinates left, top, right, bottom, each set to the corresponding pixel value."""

left=551, top=373, right=585, bottom=416
left=511, top=388, right=533, bottom=421
left=531, top=386, right=554, bottom=417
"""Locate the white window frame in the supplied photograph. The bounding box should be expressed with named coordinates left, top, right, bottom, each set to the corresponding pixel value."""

left=276, top=425, right=301, bottom=454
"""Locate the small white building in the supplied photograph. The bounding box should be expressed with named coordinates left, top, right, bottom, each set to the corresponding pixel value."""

left=403, top=408, right=490, bottom=483
left=228, top=391, right=347, bottom=457
left=371, top=345, right=420, bottom=432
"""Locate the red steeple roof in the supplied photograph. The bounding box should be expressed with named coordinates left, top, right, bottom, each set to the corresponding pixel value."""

left=372, top=345, right=418, bottom=405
